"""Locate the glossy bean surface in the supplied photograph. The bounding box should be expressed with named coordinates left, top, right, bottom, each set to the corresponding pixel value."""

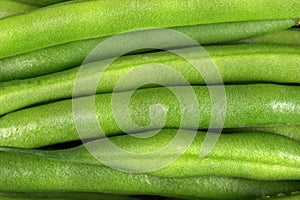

left=5, top=130, right=299, bottom=180
left=1, top=84, right=300, bottom=148
left=0, top=0, right=299, bottom=58
left=0, top=130, right=299, bottom=199
left=0, top=19, right=297, bottom=82
left=1, top=44, right=299, bottom=116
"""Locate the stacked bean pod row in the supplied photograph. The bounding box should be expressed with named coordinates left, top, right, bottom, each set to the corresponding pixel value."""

left=0, top=0, right=300, bottom=199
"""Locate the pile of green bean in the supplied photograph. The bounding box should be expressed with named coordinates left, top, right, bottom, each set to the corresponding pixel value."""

left=0, top=0, right=300, bottom=199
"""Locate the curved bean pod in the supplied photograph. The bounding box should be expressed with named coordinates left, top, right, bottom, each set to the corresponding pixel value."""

left=236, top=28, right=300, bottom=45
left=5, top=130, right=300, bottom=181
left=0, top=191, right=135, bottom=200
left=268, top=193, right=300, bottom=200
left=1, top=44, right=300, bottom=116
left=15, top=0, right=70, bottom=6
left=0, top=19, right=297, bottom=82
left=0, top=0, right=37, bottom=19
left=0, top=0, right=299, bottom=58
left=224, top=124, right=300, bottom=142
left=1, top=84, right=300, bottom=148
left=0, top=130, right=299, bottom=199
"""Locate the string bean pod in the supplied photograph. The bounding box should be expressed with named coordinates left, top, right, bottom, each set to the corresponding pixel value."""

left=236, top=28, right=300, bottom=45
left=0, top=191, right=136, bottom=200
left=15, top=0, right=70, bottom=6
left=0, top=130, right=299, bottom=199
left=224, top=124, right=300, bottom=142
left=0, top=0, right=37, bottom=19
left=1, top=84, right=300, bottom=148
left=0, top=0, right=299, bottom=58
left=1, top=44, right=299, bottom=116
left=0, top=19, right=297, bottom=82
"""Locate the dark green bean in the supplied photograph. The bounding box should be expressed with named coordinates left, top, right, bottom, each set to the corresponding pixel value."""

left=256, top=192, right=300, bottom=200
left=0, top=191, right=136, bottom=200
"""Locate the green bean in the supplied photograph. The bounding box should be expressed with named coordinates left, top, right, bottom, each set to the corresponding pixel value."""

left=0, top=130, right=299, bottom=199
left=224, top=124, right=300, bottom=142
left=268, top=193, right=300, bottom=200
left=15, top=0, right=70, bottom=6
left=0, top=191, right=135, bottom=200
left=1, top=84, right=300, bottom=148
left=0, top=19, right=297, bottom=82
left=0, top=0, right=299, bottom=58
left=0, top=0, right=37, bottom=19
left=236, top=28, right=300, bottom=45
left=5, top=130, right=300, bottom=181
left=1, top=44, right=299, bottom=116
left=256, top=192, right=300, bottom=200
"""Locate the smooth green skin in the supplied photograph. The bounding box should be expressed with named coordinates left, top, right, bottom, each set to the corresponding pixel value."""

left=2, top=84, right=300, bottom=148
left=236, top=28, right=300, bottom=45
left=0, top=130, right=299, bottom=200
left=0, top=19, right=297, bottom=82
left=4, top=130, right=300, bottom=181
left=1, top=44, right=300, bottom=116
left=0, top=0, right=37, bottom=19
left=15, top=0, right=70, bottom=6
left=224, top=124, right=300, bottom=142
left=0, top=192, right=136, bottom=200
left=0, top=0, right=299, bottom=58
